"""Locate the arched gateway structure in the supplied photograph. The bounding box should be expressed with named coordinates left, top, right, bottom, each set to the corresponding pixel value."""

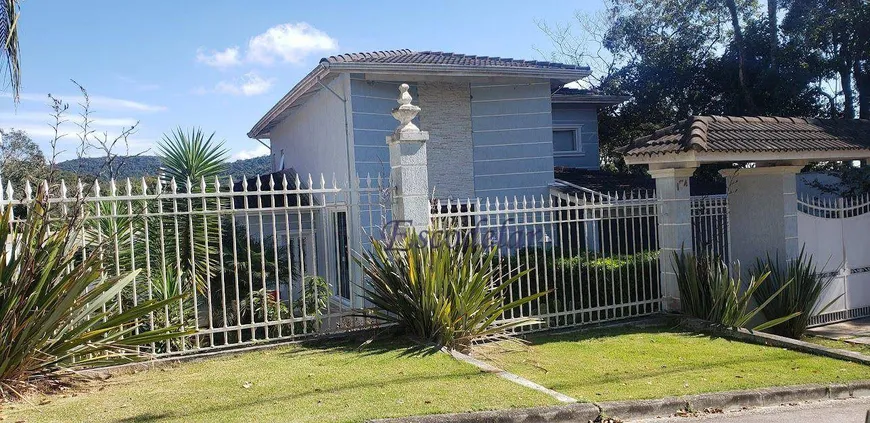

left=622, top=116, right=870, bottom=311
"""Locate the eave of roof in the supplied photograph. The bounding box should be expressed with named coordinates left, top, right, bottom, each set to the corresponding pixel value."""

left=551, top=94, right=630, bottom=105
left=622, top=115, right=870, bottom=166
left=248, top=50, right=593, bottom=139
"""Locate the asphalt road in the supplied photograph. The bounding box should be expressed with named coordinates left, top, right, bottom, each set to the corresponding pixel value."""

left=631, top=397, right=870, bottom=423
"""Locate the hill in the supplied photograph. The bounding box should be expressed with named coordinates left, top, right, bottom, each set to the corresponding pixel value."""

left=55, top=155, right=272, bottom=180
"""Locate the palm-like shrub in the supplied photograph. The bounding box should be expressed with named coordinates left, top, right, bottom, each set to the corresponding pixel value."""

left=672, top=251, right=798, bottom=331
left=356, top=226, right=548, bottom=352
left=0, top=196, right=189, bottom=400
left=752, top=248, right=841, bottom=338
left=157, top=127, right=228, bottom=182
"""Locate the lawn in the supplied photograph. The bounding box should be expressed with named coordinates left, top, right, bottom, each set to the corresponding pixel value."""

left=475, top=325, right=870, bottom=402
left=803, top=335, right=870, bottom=356
left=1, top=339, right=556, bottom=423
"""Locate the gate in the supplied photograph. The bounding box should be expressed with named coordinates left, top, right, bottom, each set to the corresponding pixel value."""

left=799, top=195, right=870, bottom=326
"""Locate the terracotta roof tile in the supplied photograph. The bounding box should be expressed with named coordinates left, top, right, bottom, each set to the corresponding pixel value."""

left=624, top=116, right=870, bottom=156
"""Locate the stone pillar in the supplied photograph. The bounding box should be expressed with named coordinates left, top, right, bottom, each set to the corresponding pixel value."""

left=721, top=166, right=802, bottom=271
left=650, top=167, right=696, bottom=312
left=386, top=84, right=430, bottom=233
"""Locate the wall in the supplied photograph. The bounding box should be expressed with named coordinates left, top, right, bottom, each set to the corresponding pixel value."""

left=470, top=81, right=555, bottom=199
left=350, top=77, right=418, bottom=179
left=551, top=103, right=600, bottom=169
left=267, top=75, right=350, bottom=183
left=417, top=82, right=475, bottom=199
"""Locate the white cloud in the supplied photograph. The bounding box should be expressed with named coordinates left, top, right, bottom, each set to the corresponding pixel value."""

left=196, top=47, right=242, bottom=68
left=212, top=72, right=275, bottom=96
left=247, top=23, right=337, bottom=65
left=5, top=92, right=167, bottom=112
left=0, top=112, right=137, bottom=128
left=231, top=144, right=270, bottom=161
left=196, top=22, right=337, bottom=68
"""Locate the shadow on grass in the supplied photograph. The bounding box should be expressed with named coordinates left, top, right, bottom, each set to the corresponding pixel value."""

left=290, top=332, right=442, bottom=359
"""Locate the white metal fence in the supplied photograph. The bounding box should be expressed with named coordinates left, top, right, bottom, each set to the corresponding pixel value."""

left=5, top=173, right=743, bottom=356
left=431, top=191, right=662, bottom=330
left=2, top=173, right=388, bottom=356
left=691, top=195, right=730, bottom=261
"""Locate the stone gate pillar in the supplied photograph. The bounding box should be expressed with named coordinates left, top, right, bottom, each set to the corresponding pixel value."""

left=721, top=166, right=802, bottom=270
left=387, top=83, right=430, bottom=233
left=650, top=167, right=696, bottom=312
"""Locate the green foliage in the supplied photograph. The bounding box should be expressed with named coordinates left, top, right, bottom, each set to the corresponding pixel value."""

left=54, top=155, right=272, bottom=181
left=294, top=275, right=330, bottom=332
left=0, top=0, right=20, bottom=102
left=356, top=226, right=548, bottom=352
left=751, top=248, right=841, bottom=338
left=0, top=129, right=47, bottom=187
left=506, top=248, right=660, bottom=325
left=157, top=127, right=228, bottom=183
left=672, top=251, right=798, bottom=331
left=0, top=196, right=190, bottom=399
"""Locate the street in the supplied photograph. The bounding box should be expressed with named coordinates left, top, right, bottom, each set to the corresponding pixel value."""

left=632, top=397, right=870, bottom=423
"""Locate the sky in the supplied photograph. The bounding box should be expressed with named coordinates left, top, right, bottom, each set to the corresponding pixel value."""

left=2, top=0, right=605, bottom=162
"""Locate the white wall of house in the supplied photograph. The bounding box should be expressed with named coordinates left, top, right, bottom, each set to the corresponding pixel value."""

left=268, top=75, right=351, bottom=183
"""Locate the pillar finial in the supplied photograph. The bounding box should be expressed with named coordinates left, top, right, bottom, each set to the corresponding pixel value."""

left=391, top=83, right=421, bottom=133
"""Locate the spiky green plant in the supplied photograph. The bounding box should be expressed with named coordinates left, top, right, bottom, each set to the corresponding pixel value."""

left=0, top=195, right=190, bottom=400
left=0, top=0, right=20, bottom=102
left=672, top=251, right=799, bottom=331
left=752, top=248, right=841, bottom=338
left=157, top=127, right=228, bottom=183
left=356, top=225, right=549, bottom=352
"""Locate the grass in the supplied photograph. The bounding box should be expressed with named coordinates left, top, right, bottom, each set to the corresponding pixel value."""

left=803, top=335, right=870, bottom=356
left=1, top=339, right=556, bottom=423
left=475, top=325, right=870, bottom=402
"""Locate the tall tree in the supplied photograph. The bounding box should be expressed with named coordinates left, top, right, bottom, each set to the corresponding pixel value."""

left=0, top=0, right=20, bottom=102
left=0, top=129, right=47, bottom=188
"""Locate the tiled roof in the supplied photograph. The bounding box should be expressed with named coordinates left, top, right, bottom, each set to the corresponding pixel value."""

left=321, top=49, right=588, bottom=71
left=625, top=116, right=870, bottom=157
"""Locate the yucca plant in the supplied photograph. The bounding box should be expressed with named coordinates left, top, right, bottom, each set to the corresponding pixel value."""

left=752, top=248, right=841, bottom=338
left=0, top=194, right=190, bottom=400
left=157, top=127, right=228, bottom=183
left=672, top=251, right=799, bottom=331
left=356, top=225, right=549, bottom=352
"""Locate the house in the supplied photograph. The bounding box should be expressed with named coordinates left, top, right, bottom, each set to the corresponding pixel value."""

left=247, top=50, right=625, bottom=202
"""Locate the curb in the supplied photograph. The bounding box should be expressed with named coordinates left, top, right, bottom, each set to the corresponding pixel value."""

left=372, top=380, right=870, bottom=423
left=597, top=380, right=870, bottom=421
left=676, top=317, right=870, bottom=366
left=368, top=403, right=601, bottom=423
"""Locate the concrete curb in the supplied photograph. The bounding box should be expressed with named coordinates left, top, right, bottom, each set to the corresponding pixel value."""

left=676, top=316, right=870, bottom=365
left=368, top=403, right=601, bottom=423
left=373, top=381, right=870, bottom=423
left=597, top=381, right=870, bottom=421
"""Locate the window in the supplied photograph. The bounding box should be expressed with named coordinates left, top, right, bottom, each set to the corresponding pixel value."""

left=332, top=211, right=350, bottom=300
left=552, top=126, right=583, bottom=154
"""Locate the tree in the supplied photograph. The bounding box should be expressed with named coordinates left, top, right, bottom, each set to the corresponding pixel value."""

left=0, top=129, right=48, bottom=188
left=0, top=0, right=20, bottom=101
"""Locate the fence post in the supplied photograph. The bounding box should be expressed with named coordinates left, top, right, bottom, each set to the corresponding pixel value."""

left=650, top=167, right=696, bottom=312
left=386, top=83, right=430, bottom=233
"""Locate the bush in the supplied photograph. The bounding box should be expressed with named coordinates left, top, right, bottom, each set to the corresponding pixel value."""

left=502, top=248, right=660, bottom=324
left=752, top=248, right=841, bottom=338
left=0, top=195, right=190, bottom=400
left=356, top=226, right=548, bottom=352
left=672, top=251, right=798, bottom=330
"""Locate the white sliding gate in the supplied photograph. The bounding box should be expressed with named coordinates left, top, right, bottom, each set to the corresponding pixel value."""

left=798, top=195, right=870, bottom=325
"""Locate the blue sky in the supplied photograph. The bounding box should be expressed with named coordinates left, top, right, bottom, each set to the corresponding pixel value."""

left=2, top=1, right=604, bottom=161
